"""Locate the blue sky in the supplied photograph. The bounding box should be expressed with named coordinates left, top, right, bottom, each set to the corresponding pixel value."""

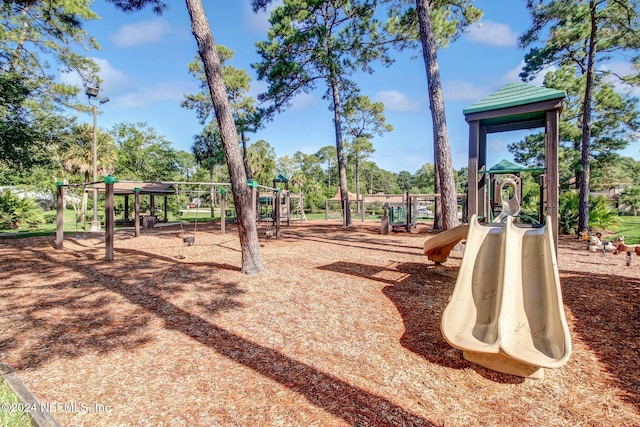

left=63, top=0, right=637, bottom=174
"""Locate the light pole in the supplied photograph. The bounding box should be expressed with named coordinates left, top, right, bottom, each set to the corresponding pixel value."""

left=86, top=86, right=109, bottom=232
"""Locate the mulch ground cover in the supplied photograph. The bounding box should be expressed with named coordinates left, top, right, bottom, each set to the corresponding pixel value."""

left=0, top=219, right=638, bottom=426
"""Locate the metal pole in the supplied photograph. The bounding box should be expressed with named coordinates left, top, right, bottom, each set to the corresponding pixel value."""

left=56, top=183, right=64, bottom=249
left=105, top=178, right=115, bottom=261
left=90, top=105, right=100, bottom=231
left=134, top=188, right=140, bottom=237
left=220, top=189, right=226, bottom=235
left=275, top=190, right=281, bottom=239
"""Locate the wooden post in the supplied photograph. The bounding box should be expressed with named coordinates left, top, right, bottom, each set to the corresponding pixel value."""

left=275, top=190, right=281, bottom=239
left=163, top=195, right=168, bottom=222
left=361, top=195, right=365, bottom=222
left=381, top=205, right=389, bottom=235
left=467, top=120, right=479, bottom=220
left=405, top=191, right=411, bottom=232
left=105, top=176, right=116, bottom=262
left=545, top=109, right=560, bottom=250
left=478, top=125, right=488, bottom=221
left=342, top=197, right=347, bottom=229
left=134, top=188, right=140, bottom=237
left=124, top=195, right=129, bottom=221
left=220, top=188, right=226, bottom=235
left=325, top=199, right=329, bottom=220
left=249, top=180, right=257, bottom=223
left=285, top=191, right=291, bottom=227
left=55, top=182, right=64, bottom=249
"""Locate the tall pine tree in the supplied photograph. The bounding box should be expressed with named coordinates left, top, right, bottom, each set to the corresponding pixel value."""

left=519, top=0, right=640, bottom=233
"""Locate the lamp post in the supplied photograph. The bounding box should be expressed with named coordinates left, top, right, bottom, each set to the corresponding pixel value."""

left=86, top=86, right=109, bottom=231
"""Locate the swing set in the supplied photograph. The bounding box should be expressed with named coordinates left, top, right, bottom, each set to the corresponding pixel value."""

left=54, top=178, right=300, bottom=261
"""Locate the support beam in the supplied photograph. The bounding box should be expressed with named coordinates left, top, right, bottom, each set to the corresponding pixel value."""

left=250, top=181, right=257, bottom=223
left=134, top=188, right=140, bottom=237
left=467, top=120, right=480, bottom=219
left=545, top=109, right=560, bottom=250
left=275, top=190, right=281, bottom=239
left=164, top=195, right=168, bottom=222
left=220, top=189, right=226, bottom=236
left=479, top=126, right=489, bottom=221
left=105, top=177, right=115, bottom=262
left=55, top=183, right=64, bottom=249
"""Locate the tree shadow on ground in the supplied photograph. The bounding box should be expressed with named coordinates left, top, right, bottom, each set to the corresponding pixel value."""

left=0, top=244, right=242, bottom=371
left=0, top=241, right=438, bottom=426
left=560, top=268, right=640, bottom=411
left=319, top=259, right=526, bottom=384
left=285, top=226, right=423, bottom=256
left=318, top=260, right=460, bottom=368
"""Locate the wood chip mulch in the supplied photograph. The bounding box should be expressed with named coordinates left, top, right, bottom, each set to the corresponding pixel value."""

left=0, top=220, right=638, bottom=426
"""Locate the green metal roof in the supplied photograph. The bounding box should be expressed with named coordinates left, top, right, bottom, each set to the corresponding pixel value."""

left=479, top=158, right=546, bottom=175
left=489, top=159, right=521, bottom=172
left=463, top=82, right=566, bottom=115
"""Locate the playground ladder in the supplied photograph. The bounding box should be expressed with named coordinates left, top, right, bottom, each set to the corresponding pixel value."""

left=295, top=197, right=307, bottom=222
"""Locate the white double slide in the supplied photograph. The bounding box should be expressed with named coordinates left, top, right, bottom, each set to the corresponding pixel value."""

left=440, top=215, right=571, bottom=378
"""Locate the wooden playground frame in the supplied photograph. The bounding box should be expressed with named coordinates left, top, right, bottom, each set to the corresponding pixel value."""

left=53, top=178, right=305, bottom=261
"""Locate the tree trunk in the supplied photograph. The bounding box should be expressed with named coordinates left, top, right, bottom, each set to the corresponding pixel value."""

left=241, top=130, right=251, bottom=180
left=81, top=170, right=90, bottom=226
left=81, top=191, right=88, bottom=226
left=209, top=164, right=215, bottom=217
left=355, top=154, right=360, bottom=214
left=186, top=0, right=263, bottom=274
left=434, top=164, right=442, bottom=230
left=578, top=0, right=598, bottom=233
left=416, top=0, right=459, bottom=230
left=330, top=76, right=351, bottom=227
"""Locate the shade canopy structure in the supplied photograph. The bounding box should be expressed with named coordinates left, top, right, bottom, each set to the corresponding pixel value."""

left=464, top=82, right=565, bottom=247
left=273, top=174, right=289, bottom=190
left=94, top=181, right=177, bottom=196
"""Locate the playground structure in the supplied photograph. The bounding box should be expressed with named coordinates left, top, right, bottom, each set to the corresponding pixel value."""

left=54, top=177, right=304, bottom=260
left=258, top=176, right=307, bottom=226
left=325, top=190, right=467, bottom=233
left=257, top=191, right=307, bottom=224
left=424, top=83, right=572, bottom=378
left=376, top=192, right=467, bottom=234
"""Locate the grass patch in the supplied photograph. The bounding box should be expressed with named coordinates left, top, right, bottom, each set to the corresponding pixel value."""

left=614, top=216, right=640, bottom=244
left=0, top=377, right=32, bottom=427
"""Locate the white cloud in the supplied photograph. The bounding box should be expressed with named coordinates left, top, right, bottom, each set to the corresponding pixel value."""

left=110, top=19, right=172, bottom=47
left=115, top=81, right=195, bottom=108
left=600, top=61, right=640, bottom=96
left=92, top=58, right=130, bottom=93
left=243, top=0, right=282, bottom=34
left=249, top=79, right=269, bottom=100
left=501, top=60, right=555, bottom=87
left=443, top=81, right=492, bottom=101
left=465, top=20, right=518, bottom=47
left=60, top=57, right=129, bottom=96
left=489, top=137, right=508, bottom=152
left=374, top=90, right=421, bottom=112
left=290, top=92, right=319, bottom=110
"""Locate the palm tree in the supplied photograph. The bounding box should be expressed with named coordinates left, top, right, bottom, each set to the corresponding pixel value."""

left=192, top=122, right=225, bottom=215
left=59, top=123, right=117, bottom=224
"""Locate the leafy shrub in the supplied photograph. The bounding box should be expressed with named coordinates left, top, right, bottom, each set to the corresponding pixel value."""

left=0, top=190, right=43, bottom=229
left=589, top=195, right=619, bottom=231
left=558, top=190, right=619, bottom=235
left=620, top=185, right=640, bottom=216
left=559, top=191, right=580, bottom=235
left=43, top=213, right=57, bottom=224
